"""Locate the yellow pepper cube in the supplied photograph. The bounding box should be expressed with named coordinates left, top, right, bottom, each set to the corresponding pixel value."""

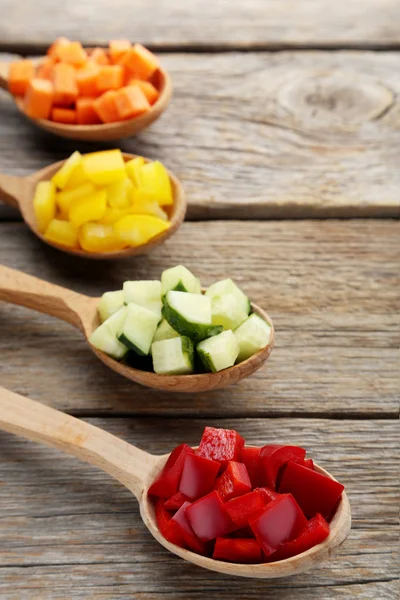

left=107, top=177, right=134, bottom=209
left=126, top=156, right=145, bottom=187
left=52, top=151, right=83, bottom=190
left=128, top=201, right=168, bottom=221
left=78, top=223, right=127, bottom=253
left=63, top=162, right=90, bottom=190
left=138, top=161, right=173, bottom=206
left=44, top=219, right=78, bottom=248
left=83, top=150, right=126, bottom=186
left=69, top=189, right=107, bottom=228
left=33, top=181, right=56, bottom=233
left=98, top=207, right=129, bottom=225
left=56, top=182, right=96, bottom=214
left=113, top=214, right=170, bottom=247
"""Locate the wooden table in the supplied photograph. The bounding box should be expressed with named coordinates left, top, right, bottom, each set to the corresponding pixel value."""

left=0, top=3, right=399, bottom=598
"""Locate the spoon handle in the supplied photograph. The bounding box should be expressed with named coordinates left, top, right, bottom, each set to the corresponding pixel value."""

left=0, top=265, right=87, bottom=329
left=0, top=173, right=23, bottom=209
left=0, top=61, right=8, bottom=91
left=0, top=386, right=156, bottom=498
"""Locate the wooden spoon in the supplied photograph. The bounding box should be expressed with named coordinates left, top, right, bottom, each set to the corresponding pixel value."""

left=0, top=265, right=274, bottom=392
left=0, top=153, right=186, bottom=260
left=0, top=58, right=172, bottom=141
left=0, top=386, right=351, bottom=578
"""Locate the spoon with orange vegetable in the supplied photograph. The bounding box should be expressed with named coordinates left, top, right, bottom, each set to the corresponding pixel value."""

left=0, top=38, right=172, bottom=141
left=0, top=149, right=186, bottom=259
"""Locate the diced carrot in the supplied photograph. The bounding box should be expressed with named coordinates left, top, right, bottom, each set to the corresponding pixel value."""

left=76, top=97, right=102, bottom=124
left=127, top=78, right=159, bottom=105
left=51, top=107, right=77, bottom=124
left=90, top=47, right=110, bottom=66
left=36, top=58, right=55, bottom=81
left=120, top=43, right=159, bottom=80
left=24, top=79, right=54, bottom=120
left=96, top=65, right=124, bottom=93
left=76, top=62, right=100, bottom=96
left=109, top=39, right=131, bottom=63
left=114, top=85, right=150, bottom=120
left=52, top=63, right=78, bottom=106
left=8, top=60, right=35, bottom=96
left=93, top=90, right=120, bottom=123
left=47, top=37, right=70, bottom=59
left=55, top=41, right=88, bottom=67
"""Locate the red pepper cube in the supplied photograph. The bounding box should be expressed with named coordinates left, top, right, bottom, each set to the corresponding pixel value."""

left=179, top=453, right=220, bottom=500
left=250, top=493, right=308, bottom=557
left=270, top=513, right=330, bottom=562
left=279, top=461, right=345, bottom=520
left=256, top=487, right=279, bottom=504
left=169, top=501, right=209, bottom=555
left=229, top=526, right=255, bottom=538
left=259, top=445, right=306, bottom=490
left=148, top=444, right=194, bottom=498
left=197, top=426, right=245, bottom=467
left=213, top=537, right=263, bottom=564
left=224, top=489, right=266, bottom=529
left=154, top=498, right=183, bottom=547
left=304, top=458, right=315, bottom=470
left=164, top=491, right=189, bottom=512
left=186, top=491, right=235, bottom=541
left=241, top=446, right=262, bottom=487
left=215, top=461, right=252, bottom=502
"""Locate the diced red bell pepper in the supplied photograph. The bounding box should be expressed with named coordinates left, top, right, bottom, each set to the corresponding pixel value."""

left=169, top=501, right=209, bottom=555
left=228, top=526, right=255, bottom=538
left=241, top=446, right=262, bottom=487
left=303, top=458, right=315, bottom=470
left=224, top=489, right=266, bottom=529
left=215, top=461, right=252, bottom=502
left=186, top=491, right=235, bottom=541
left=148, top=444, right=194, bottom=498
left=164, top=492, right=188, bottom=511
left=259, top=445, right=306, bottom=490
left=154, top=498, right=183, bottom=546
left=279, top=461, right=344, bottom=520
left=179, top=453, right=220, bottom=500
left=213, top=537, right=263, bottom=564
left=250, top=493, right=308, bottom=557
left=270, top=513, right=330, bottom=562
left=197, top=427, right=245, bottom=467
left=256, top=487, right=279, bottom=504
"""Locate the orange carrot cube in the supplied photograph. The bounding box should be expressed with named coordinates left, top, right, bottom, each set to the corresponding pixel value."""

left=47, top=37, right=70, bottom=59
left=96, top=65, right=124, bottom=93
left=90, top=47, right=110, bottom=66
left=52, top=63, right=78, bottom=106
left=109, top=39, right=131, bottom=63
left=76, top=97, right=102, bottom=124
left=127, top=78, right=159, bottom=105
left=55, top=41, right=88, bottom=67
left=114, top=85, right=150, bottom=120
left=120, top=43, right=159, bottom=80
left=93, top=90, right=120, bottom=123
left=36, top=58, right=55, bottom=81
left=76, top=62, right=100, bottom=96
left=24, top=79, right=54, bottom=119
left=8, top=60, right=35, bottom=96
left=51, top=107, right=77, bottom=124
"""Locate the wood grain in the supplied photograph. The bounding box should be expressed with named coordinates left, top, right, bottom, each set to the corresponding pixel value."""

left=0, top=0, right=400, bottom=49
left=1, top=51, right=400, bottom=220
left=0, top=220, right=398, bottom=417
left=0, top=417, right=398, bottom=598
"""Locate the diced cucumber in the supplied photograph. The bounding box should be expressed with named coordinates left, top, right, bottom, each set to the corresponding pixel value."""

left=163, top=291, right=222, bottom=343
left=161, top=265, right=201, bottom=296
left=196, top=330, right=239, bottom=373
left=98, top=290, right=124, bottom=322
left=153, top=319, right=180, bottom=343
left=89, top=306, right=128, bottom=360
left=117, top=303, right=160, bottom=356
left=151, top=336, right=194, bottom=375
left=211, top=294, right=248, bottom=331
left=123, top=280, right=162, bottom=318
left=234, top=313, right=272, bottom=362
left=205, top=278, right=251, bottom=316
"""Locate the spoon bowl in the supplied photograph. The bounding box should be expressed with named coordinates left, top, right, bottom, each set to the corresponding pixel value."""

left=0, top=265, right=274, bottom=392
left=0, top=57, right=172, bottom=141
left=0, top=386, right=351, bottom=578
left=0, top=153, right=186, bottom=259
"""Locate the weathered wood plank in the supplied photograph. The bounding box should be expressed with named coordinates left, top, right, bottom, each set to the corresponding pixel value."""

left=1, top=0, right=400, bottom=49
left=0, top=418, right=398, bottom=598
left=0, top=220, right=398, bottom=416
left=1, top=51, right=400, bottom=219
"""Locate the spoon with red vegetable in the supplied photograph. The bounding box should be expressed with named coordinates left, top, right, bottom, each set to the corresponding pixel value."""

left=0, top=387, right=351, bottom=578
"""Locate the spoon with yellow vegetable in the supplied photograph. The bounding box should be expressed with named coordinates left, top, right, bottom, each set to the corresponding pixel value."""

left=0, top=149, right=186, bottom=259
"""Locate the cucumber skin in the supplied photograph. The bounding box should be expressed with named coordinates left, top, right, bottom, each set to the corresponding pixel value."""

left=118, top=333, right=147, bottom=356
left=162, top=303, right=223, bottom=343
left=196, top=347, right=217, bottom=373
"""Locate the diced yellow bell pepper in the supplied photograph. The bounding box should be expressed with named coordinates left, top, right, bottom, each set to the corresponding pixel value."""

left=33, top=181, right=56, bottom=233
left=107, top=177, right=134, bottom=209
left=56, top=182, right=96, bottom=214
left=98, top=207, right=129, bottom=225
left=78, top=223, right=127, bottom=253
left=131, top=187, right=154, bottom=204
left=113, top=214, right=170, bottom=247
left=83, top=149, right=126, bottom=186
left=128, top=201, right=168, bottom=221
left=44, top=219, right=78, bottom=248
left=138, top=161, right=173, bottom=206
left=63, top=161, right=89, bottom=190
left=125, top=156, right=145, bottom=187
left=52, top=151, right=83, bottom=190
left=69, top=189, right=107, bottom=228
